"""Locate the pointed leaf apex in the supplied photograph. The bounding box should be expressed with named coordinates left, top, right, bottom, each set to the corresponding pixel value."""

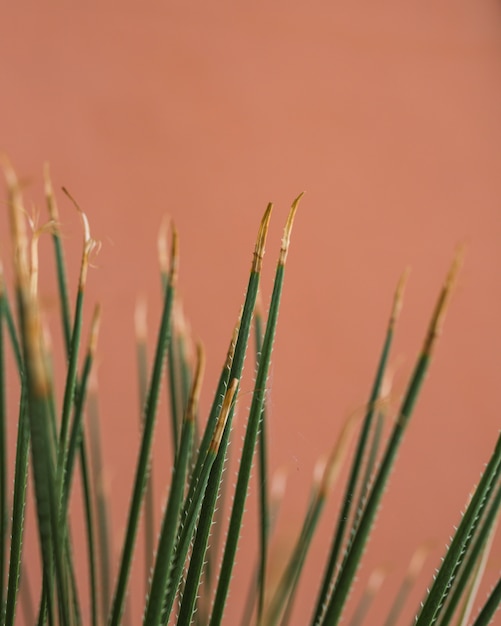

left=170, top=224, right=179, bottom=284
left=43, top=162, right=60, bottom=224
left=390, top=267, right=410, bottom=326
left=62, top=187, right=99, bottom=288
left=3, top=159, right=29, bottom=283
left=423, top=246, right=464, bottom=356
left=279, top=193, right=304, bottom=265
left=252, top=203, right=273, bottom=273
left=187, top=342, right=205, bottom=423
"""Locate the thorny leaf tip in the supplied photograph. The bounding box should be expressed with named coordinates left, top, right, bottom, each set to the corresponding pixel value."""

left=423, top=245, right=464, bottom=356
left=279, top=192, right=304, bottom=265
left=390, top=267, right=410, bottom=327
left=62, top=186, right=100, bottom=287
left=252, top=203, right=273, bottom=273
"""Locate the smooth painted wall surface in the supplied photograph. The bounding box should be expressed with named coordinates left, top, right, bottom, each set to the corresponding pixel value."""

left=1, top=4, right=500, bottom=624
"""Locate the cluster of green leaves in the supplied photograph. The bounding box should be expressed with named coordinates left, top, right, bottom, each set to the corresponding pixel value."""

left=0, top=161, right=499, bottom=626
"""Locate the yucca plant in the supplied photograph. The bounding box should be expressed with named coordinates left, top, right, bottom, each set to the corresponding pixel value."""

left=0, top=160, right=499, bottom=626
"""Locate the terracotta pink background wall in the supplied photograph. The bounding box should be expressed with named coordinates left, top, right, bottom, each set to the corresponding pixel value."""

left=1, top=4, right=500, bottom=624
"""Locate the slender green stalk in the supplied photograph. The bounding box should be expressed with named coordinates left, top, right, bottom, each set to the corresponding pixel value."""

left=161, top=379, right=239, bottom=624
left=193, top=320, right=240, bottom=621
left=167, top=322, right=181, bottom=454
left=57, top=288, right=83, bottom=462
left=47, top=445, right=71, bottom=626
left=45, top=181, right=101, bottom=626
left=254, top=296, right=270, bottom=622
left=2, top=281, right=22, bottom=373
left=178, top=328, right=192, bottom=419
left=471, top=576, right=501, bottom=626
left=240, top=468, right=287, bottom=626
left=37, top=576, right=49, bottom=626
left=19, top=560, right=36, bottom=626
left=87, top=387, right=112, bottom=623
left=415, top=433, right=501, bottom=626
left=79, top=439, right=97, bottom=626
left=159, top=220, right=183, bottom=456
left=2, top=265, right=30, bottom=626
left=145, top=344, right=204, bottom=625
left=1, top=254, right=32, bottom=626
left=210, top=195, right=302, bottom=626
left=59, top=305, right=100, bottom=626
left=49, top=189, right=98, bottom=626
left=437, top=483, right=501, bottom=626
left=63, top=305, right=101, bottom=509
left=312, top=270, right=408, bottom=624
left=359, top=410, right=384, bottom=509
left=57, top=188, right=96, bottom=486
left=320, top=250, right=462, bottom=626
left=176, top=431, right=223, bottom=626
left=108, top=226, right=178, bottom=626
left=0, top=267, right=8, bottom=616
left=5, top=387, right=29, bottom=626
left=135, top=297, right=156, bottom=596
left=456, top=519, right=497, bottom=626
left=181, top=318, right=238, bottom=525
left=176, top=389, right=235, bottom=625
left=44, top=164, right=72, bottom=354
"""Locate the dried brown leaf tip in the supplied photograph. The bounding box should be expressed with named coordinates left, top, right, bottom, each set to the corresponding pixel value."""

left=210, top=377, right=239, bottom=452
left=2, top=157, right=29, bottom=283
left=27, top=208, right=58, bottom=298
left=279, top=192, right=304, bottom=266
left=252, top=203, right=273, bottom=273
left=2, top=160, right=50, bottom=397
left=187, top=342, right=205, bottom=423
left=423, top=245, right=464, bottom=357
left=169, top=224, right=179, bottom=285
left=390, top=267, right=410, bottom=328
left=43, top=162, right=60, bottom=226
left=62, top=187, right=100, bottom=289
